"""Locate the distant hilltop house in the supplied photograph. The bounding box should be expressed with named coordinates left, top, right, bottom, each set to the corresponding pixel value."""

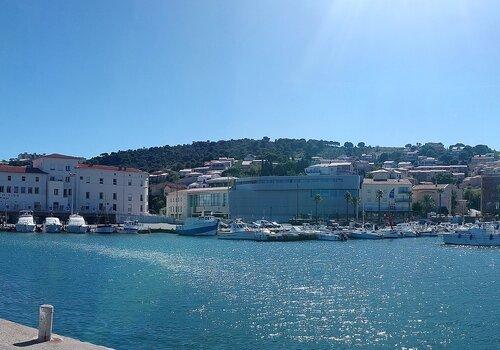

left=0, top=153, right=149, bottom=216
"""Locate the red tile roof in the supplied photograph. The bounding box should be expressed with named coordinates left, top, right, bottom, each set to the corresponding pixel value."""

left=76, top=163, right=145, bottom=173
left=0, top=164, right=47, bottom=174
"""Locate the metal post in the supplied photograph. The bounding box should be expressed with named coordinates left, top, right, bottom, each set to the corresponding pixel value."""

left=38, top=304, right=53, bottom=342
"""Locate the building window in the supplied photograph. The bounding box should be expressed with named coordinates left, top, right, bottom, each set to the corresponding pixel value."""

left=86, top=192, right=90, bottom=199
left=99, top=203, right=104, bottom=211
left=7, top=176, right=11, bottom=181
left=0, top=186, right=3, bottom=193
left=128, top=194, right=132, bottom=201
left=86, top=177, right=90, bottom=184
left=63, top=189, right=68, bottom=197
left=65, top=165, right=71, bottom=171
left=65, top=177, right=70, bottom=183
left=80, top=176, right=83, bottom=180
left=68, top=189, right=72, bottom=196
left=28, top=187, right=32, bottom=194
left=14, top=187, right=18, bottom=193
left=113, top=193, right=117, bottom=200
left=6, top=186, right=11, bottom=193
left=21, top=187, right=26, bottom=194
left=140, top=195, right=143, bottom=202
left=112, top=204, right=117, bottom=211
left=34, top=187, right=39, bottom=194
left=54, top=189, right=58, bottom=196
left=22, top=176, right=26, bottom=182
left=140, top=205, right=143, bottom=212
left=113, top=179, right=117, bottom=185
left=128, top=204, right=132, bottom=213
left=35, top=177, right=39, bottom=182
left=99, top=192, right=104, bottom=199
left=99, top=178, right=103, bottom=184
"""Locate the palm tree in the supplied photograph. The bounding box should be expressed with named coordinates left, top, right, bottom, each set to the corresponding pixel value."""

left=376, top=190, right=384, bottom=223
left=344, top=191, right=352, bottom=221
left=407, top=190, right=413, bottom=212
left=313, top=193, right=323, bottom=222
left=422, top=195, right=435, bottom=214
left=437, top=188, right=444, bottom=214
left=350, top=196, right=360, bottom=221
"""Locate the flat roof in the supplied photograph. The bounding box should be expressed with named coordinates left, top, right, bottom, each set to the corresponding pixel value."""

left=76, top=163, right=145, bottom=174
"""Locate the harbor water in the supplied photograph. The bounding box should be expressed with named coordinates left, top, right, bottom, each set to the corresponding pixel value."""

left=0, top=232, right=498, bottom=349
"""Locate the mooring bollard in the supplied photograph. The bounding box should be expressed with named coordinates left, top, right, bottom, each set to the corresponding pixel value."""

left=38, top=304, right=54, bottom=342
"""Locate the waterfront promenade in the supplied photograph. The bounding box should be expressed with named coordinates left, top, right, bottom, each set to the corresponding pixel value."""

left=0, top=319, right=109, bottom=350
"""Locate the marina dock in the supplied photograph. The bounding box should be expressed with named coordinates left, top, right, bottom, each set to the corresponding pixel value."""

left=0, top=318, right=109, bottom=350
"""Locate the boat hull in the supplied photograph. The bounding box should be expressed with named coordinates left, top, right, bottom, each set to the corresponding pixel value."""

left=443, top=233, right=500, bottom=246
left=66, top=225, right=88, bottom=234
left=44, top=224, right=62, bottom=233
left=350, top=231, right=381, bottom=240
left=95, top=226, right=116, bottom=234
left=177, top=222, right=218, bottom=236
left=15, top=223, right=36, bottom=233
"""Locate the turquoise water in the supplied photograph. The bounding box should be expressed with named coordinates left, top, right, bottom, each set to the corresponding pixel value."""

left=0, top=232, right=498, bottom=349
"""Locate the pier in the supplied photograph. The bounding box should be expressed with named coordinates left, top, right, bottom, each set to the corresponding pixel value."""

left=0, top=305, right=109, bottom=350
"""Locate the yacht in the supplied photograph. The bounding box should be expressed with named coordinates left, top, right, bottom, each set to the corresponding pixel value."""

left=65, top=214, right=88, bottom=233
left=396, top=223, right=418, bottom=237
left=95, top=224, right=117, bottom=234
left=377, top=227, right=403, bottom=239
left=349, top=229, right=382, bottom=239
left=443, top=223, right=500, bottom=246
left=43, top=216, right=63, bottom=233
left=176, top=216, right=219, bottom=236
left=217, top=221, right=262, bottom=240
left=316, top=226, right=348, bottom=241
left=120, top=220, right=141, bottom=234
left=15, top=211, right=36, bottom=232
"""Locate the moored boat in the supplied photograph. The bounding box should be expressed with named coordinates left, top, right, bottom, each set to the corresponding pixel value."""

left=177, top=216, right=219, bottom=236
left=43, top=216, right=63, bottom=233
left=65, top=214, right=88, bottom=233
left=443, top=223, right=500, bottom=246
left=120, top=220, right=141, bottom=234
left=349, top=230, right=382, bottom=239
left=15, top=211, right=36, bottom=233
left=217, top=221, right=262, bottom=240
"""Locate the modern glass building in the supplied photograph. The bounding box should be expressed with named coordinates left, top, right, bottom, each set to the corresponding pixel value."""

left=229, top=175, right=361, bottom=223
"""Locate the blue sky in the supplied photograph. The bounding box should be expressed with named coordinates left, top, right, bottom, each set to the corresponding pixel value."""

left=1, top=0, right=499, bottom=159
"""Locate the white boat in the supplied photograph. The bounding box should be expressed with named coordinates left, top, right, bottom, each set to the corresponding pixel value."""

left=15, top=211, right=36, bottom=232
left=217, top=221, right=262, bottom=240
left=316, top=232, right=347, bottom=241
left=443, top=223, right=500, bottom=246
left=349, top=230, right=382, bottom=240
left=65, top=214, right=88, bottom=233
left=378, top=227, right=403, bottom=239
left=43, top=216, right=63, bottom=233
left=120, top=220, right=141, bottom=234
left=177, top=216, right=219, bottom=236
left=396, top=223, right=418, bottom=237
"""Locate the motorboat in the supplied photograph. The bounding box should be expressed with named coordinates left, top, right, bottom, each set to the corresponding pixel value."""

left=316, top=226, right=348, bottom=241
left=443, top=223, right=500, bottom=246
left=349, top=229, right=382, bottom=240
left=65, top=214, right=88, bottom=233
left=217, top=221, right=262, bottom=240
left=176, top=216, right=219, bottom=236
left=43, top=216, right=63, bottom=233
left=377, top=227, right=403, bottom=239
left=15, top=211, right=36, bottom=232
left=120, top=220, right=141, bottom=234
left=396, top=223, right=418, bottom=237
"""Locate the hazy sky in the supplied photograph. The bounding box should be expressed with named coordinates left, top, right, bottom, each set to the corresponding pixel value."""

left=1, top=0, right=499, bottom=159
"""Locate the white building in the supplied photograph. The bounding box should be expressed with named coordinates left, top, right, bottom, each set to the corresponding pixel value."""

left=0, top=154, right=149, bottom=216
left=165, top=186, right=230, bottom=220
left=0, top=165, right=47, bottom=212
left=74, top=164, right=149, bottom=215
